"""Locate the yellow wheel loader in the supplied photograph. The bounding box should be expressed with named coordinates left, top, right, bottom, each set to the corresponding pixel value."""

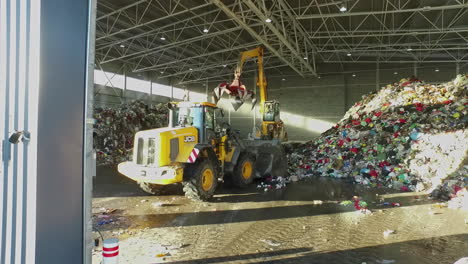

left=118, top=46, right=287, bottom=201
left=118, top=101, right=285, bottom=201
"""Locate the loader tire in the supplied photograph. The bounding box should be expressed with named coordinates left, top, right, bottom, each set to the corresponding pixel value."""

left=138, top=182, right=164, bottom=195
left=231, top=153, right=256, bottom=187
left=183, top=159, right=218, bottom=201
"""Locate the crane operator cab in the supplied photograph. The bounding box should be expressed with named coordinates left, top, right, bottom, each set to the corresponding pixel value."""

left=260, top=100, right=287, bottom=141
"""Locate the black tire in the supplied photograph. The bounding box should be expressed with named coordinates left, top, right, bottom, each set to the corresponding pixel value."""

left=138, top=182, right=165, bottom=195
left=231, top=153, right=256, bottom=187
left=183, top=159, right=218, bottom=201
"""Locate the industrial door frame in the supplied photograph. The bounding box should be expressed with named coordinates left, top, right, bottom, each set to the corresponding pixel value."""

left=0, top=0, right=95, bottom=263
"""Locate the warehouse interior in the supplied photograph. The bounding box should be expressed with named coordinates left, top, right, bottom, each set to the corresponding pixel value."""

left=90, top=0, right=468, bottom=263
left=87, top=1, right=468, bottom=263
left=94, top=0, right=468, bottom=140
left=1, top=0, right=467, bottom=264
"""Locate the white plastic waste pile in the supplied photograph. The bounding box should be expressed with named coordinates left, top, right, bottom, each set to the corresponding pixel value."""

left=288, top=75, right=467, bottom=204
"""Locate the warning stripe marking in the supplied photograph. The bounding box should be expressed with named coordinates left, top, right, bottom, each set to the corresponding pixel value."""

left=187, top=148, right=200, bottom=163
left=103, top=246, right=119, bottom=252
left=103, top=251, right=119, bottom=258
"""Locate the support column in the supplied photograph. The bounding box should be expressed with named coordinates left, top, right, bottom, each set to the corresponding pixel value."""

left=123, top=71, right=127, bottom=103
left=36, top=0, right=94, bottom=263
left=456, top=62, right=460, bottom=75
left=413, top=62, right=418, bottom=77
left=171, top=81, right=174, bottom=101
left=344, top=72, right=349, bottom=112
left=150, top=77, right=153, bottom=105
left=375, top=61, right=380, bottom=91
left=205, top=80, right=208, bottom=102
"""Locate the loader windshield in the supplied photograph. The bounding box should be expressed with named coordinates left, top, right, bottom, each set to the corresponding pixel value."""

left=172, top=106, right=203, bottom=128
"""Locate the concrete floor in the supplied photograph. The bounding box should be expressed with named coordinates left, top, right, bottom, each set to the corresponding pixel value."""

left=92, top=166, right=468, bottom=264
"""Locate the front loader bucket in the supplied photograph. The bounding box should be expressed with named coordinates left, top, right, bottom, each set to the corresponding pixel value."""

left=243, top=140, right=287, bottom=178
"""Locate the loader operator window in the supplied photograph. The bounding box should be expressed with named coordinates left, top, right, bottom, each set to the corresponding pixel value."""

left=173, top=108, right=194, bottom=127
left=204, top=107, right=216, bottom=143
left=205, top=107, right=214, bottom=130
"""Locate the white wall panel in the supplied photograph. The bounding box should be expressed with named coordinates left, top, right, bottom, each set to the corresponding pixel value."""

left=0, top=0, right=40, bottom=263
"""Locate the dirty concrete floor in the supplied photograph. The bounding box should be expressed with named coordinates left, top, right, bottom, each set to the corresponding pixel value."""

left=92, top=166, right=468, bottom=264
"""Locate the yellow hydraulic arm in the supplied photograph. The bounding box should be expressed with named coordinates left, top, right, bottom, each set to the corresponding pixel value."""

left=236, top=47, right=287, bottom=141
left=235, top=47, right=267, bottom=107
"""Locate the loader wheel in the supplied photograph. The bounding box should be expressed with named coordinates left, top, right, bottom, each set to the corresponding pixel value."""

left=183, top=160, right=218, bottom=201
left=231, top=153, right=255, bottom=187
left=138, top=182, right=164, bottom=195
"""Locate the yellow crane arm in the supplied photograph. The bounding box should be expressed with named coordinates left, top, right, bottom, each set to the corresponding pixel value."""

left=235, top=47, right=267, bottom=105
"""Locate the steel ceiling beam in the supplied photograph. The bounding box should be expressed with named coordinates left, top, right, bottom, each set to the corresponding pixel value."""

left=211, top=0, right=306, bottom=77
left=97, top=0, right=148, bottom=21
left=133, top=42, right=259, bottom=72
left=160, top=54, right=277, bottom=78
left=322, top=60, right=468, bottom=63
left=97, top=2, right=212, bottom=41
left=176, top=64, right=290, bottom=85
left=244, top=0, right=317, bottom=75
left=100, top=25, right=247, bottom=64
left=297, top=4, right=468, bottom=19
left=276, top=0, right=323, bottom=67
left=308, top=28, right=468, bottom=39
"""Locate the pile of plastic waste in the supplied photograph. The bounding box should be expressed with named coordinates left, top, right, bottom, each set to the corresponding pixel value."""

left=93, top=100, right=168, bottom=165
left=289, top=75, right=468, bottom=197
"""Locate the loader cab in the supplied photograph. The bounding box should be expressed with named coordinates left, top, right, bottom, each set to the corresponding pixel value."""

left=168, top=102, right=221, bottom=144
left=263, top=100, right=280, bottom=122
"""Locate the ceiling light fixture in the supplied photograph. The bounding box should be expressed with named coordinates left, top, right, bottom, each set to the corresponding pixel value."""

left=189, top=68, right=193, bottom=71
left=303, top=57, right=308, bottom=60
left=203, top=28, right=209, bottom=33
left=160, top=37, right=166, bottom=40
left=435, top=68, right=440, bottom=72
left=223, top=64, right=227, bottom=68
left=352, top=73, right=356, bottom=77
left=318, top=76, right=321, bottom=79
left=160, top=71, right=164, bottom=74
left=265, top=18, right=272, bottom=23
left=282, top=78, right=286, bottom=81
left=407, top=47, right=413, bottom=51
left=347, top=53, right=352, bottom=56
left=394, top=72, right=398, bottom=75
left=119, top=44, right=125, bottom=48
left=339, top=4, right=347, bottom=12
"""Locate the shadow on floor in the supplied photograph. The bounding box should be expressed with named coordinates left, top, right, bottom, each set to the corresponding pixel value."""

left=164, top=233, right=468, bottom=264
left=94, top=165, right=432, bottom=208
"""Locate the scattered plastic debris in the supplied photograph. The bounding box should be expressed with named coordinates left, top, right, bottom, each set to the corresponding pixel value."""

left=376, top=260, right=396, bottom=264
left=454, top=257, right=468, bottom=264
left=447, top=188, right=468, bottom=211
left=340, top=200, right=353, bottom=206
left=383, top=229, right=395, bottom=238
left=152, top=202, right=165, bottom=208
left=156, top=252, right=170, bottom=258
left=257, top=176, right=290, bottom=191
left=260, top=239, right=282, bottom=247
left=98, top=220, right=113, bottom=226
left=339, top=197, right=371, bottom=214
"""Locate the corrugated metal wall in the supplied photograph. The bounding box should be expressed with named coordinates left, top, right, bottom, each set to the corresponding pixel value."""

left=0, top=0, right=40, bottom=263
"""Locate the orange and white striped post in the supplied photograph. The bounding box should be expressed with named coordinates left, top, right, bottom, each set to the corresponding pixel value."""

left=102, top=238, right=119, bottom=264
